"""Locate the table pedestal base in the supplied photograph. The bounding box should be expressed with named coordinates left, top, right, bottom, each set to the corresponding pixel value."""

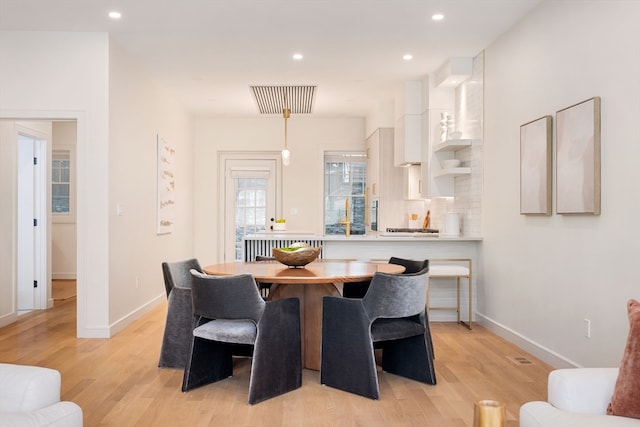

left=269, top=282, right=342, bottom=370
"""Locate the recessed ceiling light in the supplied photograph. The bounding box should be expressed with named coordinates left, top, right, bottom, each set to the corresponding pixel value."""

left=432, top=13, right=444, bottom=21
left=403, top=54, right=413, bottom=61
left=108, top=11, right=122, bottom=19
left=293, top=53, right=303, bottom=60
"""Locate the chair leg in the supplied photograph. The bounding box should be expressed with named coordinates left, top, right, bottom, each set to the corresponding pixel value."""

left=249, top=298, right=302, bottom=404
left=320, top=297, right=380, bottom=399
left=456, top=277, right=461, bottom=323
left=381, top=334, right=436, bottom=385
left=424, top=310, right=435, bottom=359
left=158, top=289, right=193, bottom=369
left=182, top=337, right=233, bottom=392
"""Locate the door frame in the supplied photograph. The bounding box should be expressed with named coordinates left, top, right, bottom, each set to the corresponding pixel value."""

left=217, top=151, right=283, bottom=263
left=1, top=110, right=88, bottom=337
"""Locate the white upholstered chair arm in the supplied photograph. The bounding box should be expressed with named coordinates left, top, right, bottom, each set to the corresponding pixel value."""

left=547, top=368, right=618, bottom=414
left=0, top=401, right=83, bottom=427
left=0, top=364, right=83, bottom=427
left=519, top=368, right=640, bottom=427
left=0, top=364, right=61, bottom=411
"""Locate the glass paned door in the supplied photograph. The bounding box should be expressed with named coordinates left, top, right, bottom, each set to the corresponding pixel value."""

left=223, top=157, right=279, bottom=262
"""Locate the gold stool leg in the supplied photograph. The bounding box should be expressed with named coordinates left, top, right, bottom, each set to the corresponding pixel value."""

left=456, top=277, right=461, bottom=323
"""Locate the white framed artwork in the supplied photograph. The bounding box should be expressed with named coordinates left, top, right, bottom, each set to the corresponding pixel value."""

left=556, top=97, right=601, bottom=215
left=520, top=115, right=552, bottom=215
left=157, top=135, right=175, bottom=234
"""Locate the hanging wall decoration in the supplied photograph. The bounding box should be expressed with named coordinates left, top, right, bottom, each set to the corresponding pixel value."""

left=556, top=97, right=601, bottom=215
left=157, top=135, right=175, bottom=234
left=520, top=115, right=553, bottom=215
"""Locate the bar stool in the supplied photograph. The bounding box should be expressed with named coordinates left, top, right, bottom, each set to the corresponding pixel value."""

left=428, top=258, right=472, bottom=330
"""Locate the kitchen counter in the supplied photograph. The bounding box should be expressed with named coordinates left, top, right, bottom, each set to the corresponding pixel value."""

left=244, top=232, right=481, bottom=323
left=247, top=232, right=482, bottom=242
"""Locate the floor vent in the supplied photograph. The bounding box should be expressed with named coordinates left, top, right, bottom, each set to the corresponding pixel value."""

left=509, top=356, right=533, bottom=365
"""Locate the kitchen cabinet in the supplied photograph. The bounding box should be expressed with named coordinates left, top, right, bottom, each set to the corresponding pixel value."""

left=366, top=128, right=404, bottom=231
left=366, top=131, right=380, bottom=198
left=394, top=114, right=421, bottom=166
left=404, top=164, right=422, bottom=200
left=394, top=80, right=422, bottom=166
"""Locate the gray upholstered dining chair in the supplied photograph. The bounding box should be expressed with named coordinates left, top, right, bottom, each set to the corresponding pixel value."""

left=158, top=258, right=202, bottom=369
left=342, top=256, right=429, bottom=298
left=388, top=256, right=430, bottom=274
left=254, top=255, right=276, bottom=299
left=320, top=269, right=436, bottom=399
left=386, top=257, right=435, bottom=359
left=182, top=270, right=302, bottom=404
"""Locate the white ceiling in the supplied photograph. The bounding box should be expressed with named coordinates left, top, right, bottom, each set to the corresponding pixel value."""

left=0, top=0, right=542, bottom=117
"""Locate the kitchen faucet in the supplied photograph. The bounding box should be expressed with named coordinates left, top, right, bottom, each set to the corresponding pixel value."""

left=339, top=197, right=351, bottom=237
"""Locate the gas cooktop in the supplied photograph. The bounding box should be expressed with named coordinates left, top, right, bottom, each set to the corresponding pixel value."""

left=385, top=228, right=439, bottom=233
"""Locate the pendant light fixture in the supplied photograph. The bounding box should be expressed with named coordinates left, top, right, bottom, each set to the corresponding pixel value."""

left=282, top=99, right=291, bottom=166
left=248, top=85, right=318, bottom=167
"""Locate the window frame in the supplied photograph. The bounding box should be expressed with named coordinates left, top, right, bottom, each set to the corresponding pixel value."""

left=323, top=151, right=367, bottom=236
left=51, top=146, right=76, bottom=223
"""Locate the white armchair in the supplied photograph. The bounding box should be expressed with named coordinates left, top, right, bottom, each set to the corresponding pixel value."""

left=520, top=368, right=640, bottom=427
left=0, top=363, right=83, bottom=427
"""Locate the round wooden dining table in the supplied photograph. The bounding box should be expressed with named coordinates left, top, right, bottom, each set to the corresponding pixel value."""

left=203, top=259, right=404, bottom=370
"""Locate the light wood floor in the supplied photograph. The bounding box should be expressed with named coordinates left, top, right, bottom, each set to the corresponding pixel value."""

left=0, top=297, right=551, bottom=426
left=52, top=279, right=77, bottom=300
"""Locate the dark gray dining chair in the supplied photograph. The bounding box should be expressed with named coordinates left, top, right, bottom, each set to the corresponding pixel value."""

left=387, top=257, right=435, bottom=359
left=320, top=269, right=436, bottom=399
left=342, top=256, right=429, bottom=298
left=254, top=255, right=276, bottom=299
left=182, top=270, right=301, bottom=404
left=388, top=256, right=430, bottom=274
left=158, top=258, right=202, bottom=369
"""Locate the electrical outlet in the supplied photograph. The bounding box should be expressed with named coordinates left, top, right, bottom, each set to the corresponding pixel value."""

left=584, top=318, right=591, bottom=339
left=136, top=277, right=139, bottom=289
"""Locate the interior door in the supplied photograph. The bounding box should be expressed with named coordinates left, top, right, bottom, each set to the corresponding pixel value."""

left=221, top=156, right=280, bottom=262
left=17, top=130, right=47, bottom=311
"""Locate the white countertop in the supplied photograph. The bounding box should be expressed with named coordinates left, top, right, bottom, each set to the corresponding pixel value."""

left=245, top=232, right=482, bottom=242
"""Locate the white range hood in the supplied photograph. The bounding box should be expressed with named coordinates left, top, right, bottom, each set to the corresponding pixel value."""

left=394, top=80, right=422, bottom=166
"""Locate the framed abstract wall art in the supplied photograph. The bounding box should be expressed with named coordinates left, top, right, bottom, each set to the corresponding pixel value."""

left=520, top=115, right=552, bottom=215
left=157, top=135, right=175, bottom=234
left=556, top=97, right=601, bottom=215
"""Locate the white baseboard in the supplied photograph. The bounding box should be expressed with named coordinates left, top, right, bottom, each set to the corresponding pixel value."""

left=0, top=312, right=18, bottom=328
left=52, top=273, right=77, bottom=280
left=475, top=311, right=580, bottom=369
left=108, top=293, right=165, bottom=337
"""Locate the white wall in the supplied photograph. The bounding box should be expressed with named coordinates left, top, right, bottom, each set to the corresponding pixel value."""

left=480, top=1, right=640, bottom=367
left=108, top=41, right=194, bottom=332
left=0, top=31, right=193, bottom=337
left=0, top=31, right=110, bottom=337
left=193, top=116, right=365, bottom=264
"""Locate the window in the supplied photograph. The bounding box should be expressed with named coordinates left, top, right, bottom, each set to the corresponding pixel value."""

left=52, top=150, right=70, bottom=215
left=234, top=177, right=268, bottom=260
left=324, top=151, right=366, bottom=235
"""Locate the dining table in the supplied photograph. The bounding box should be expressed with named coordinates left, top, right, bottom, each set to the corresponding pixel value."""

left=203, top=259, right=405, bottom=370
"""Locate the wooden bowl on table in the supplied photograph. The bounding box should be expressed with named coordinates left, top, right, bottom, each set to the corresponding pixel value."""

left=272, top=243, right=321, bottom=267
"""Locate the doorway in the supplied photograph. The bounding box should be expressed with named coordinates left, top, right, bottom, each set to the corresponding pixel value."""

left=0, top=116, right=82, bottom=335
left=1, top=120, right=78, bottom=318
left=219, top=153, right=282, bottom=262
